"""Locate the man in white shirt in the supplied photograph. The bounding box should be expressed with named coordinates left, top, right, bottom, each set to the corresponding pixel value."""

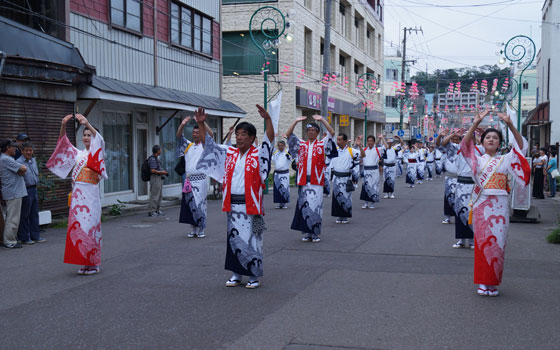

left=176, top=117, right=213, bottom=238
left=272, top=140, right=291, bottom=209
left=381, top=136, right=403, bottom=198
left=330, top=133, right=361, bottom=224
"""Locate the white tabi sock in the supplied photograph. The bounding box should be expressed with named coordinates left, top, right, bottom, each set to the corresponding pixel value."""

left=231, top=273, right=242, bottom=282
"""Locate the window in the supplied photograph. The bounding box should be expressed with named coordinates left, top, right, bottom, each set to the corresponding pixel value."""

left=170, top=2, right=213, bottom=55
left=339, top=4, right=347, bottom=38
left=304, top=0, right=312, bottom=9
left=111, top=0, right=142, bottom=33
left=223, top=0, right=277, bottom=3
left=304, top=28, right=313, bottom=74
left=367, top=27, right=375, bottom=57
left=0, top=0, right=66, bottom=40
left=103, top=112, right=132, bottom=193
left=339, top=54, right=347, bottom=79
left=523, top=81, right=529, bottom=90
left=223, top=31, right=279, bottom=75
left=386, top=96, right=398, bottom=108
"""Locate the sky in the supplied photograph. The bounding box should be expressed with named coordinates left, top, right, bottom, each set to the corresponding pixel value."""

left=382, top=0, right=544, bottom=73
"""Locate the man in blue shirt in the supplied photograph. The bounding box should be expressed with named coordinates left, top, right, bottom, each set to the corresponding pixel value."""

left=17, top=142, right=45, bottom=244
left=0, top=139, right=28, bottom=249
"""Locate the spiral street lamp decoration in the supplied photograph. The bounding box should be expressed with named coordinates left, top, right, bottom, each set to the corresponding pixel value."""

left=249, top=6, right=287, bottom=111
left=498, top=35, right=536, bottom=129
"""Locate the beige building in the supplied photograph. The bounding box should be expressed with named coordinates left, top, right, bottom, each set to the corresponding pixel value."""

left=222, top=0, right=385, bottom=142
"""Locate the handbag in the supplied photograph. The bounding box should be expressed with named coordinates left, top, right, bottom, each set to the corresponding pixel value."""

left=551, top=169, right=560, bottom=178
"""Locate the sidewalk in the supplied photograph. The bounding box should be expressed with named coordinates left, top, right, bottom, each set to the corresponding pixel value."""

left=0, top=177, right=559, bottom=349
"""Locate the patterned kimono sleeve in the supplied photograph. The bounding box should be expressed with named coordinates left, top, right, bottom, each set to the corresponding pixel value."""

left=175, top=136, right=189, bottom=158
left=322, top=132, right=338, bottom=159
left=351, top=147, right=360, bottom=182
left=459, top=138, right=482, bottom=178
left=504, top=136, right=531, bottom=187
left=259, top=134, right=274, bottom=183
left=287, top=134, right=301, bottom=161
left=46, top=134, right=79, bottom=179
left=88, top=132, right=108, bottom=179
left=196, top=133, right=228, bottom=183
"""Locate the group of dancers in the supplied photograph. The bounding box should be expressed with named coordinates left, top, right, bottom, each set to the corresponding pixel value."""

left=47, top=104, right=530, bottom=296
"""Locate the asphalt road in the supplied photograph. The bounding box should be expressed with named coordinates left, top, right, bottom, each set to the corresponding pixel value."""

left=1, top=175, right=559, bottom=350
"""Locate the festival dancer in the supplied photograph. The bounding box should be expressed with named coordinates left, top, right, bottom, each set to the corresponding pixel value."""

left=416, top=141, right=426, bottom=184
left=441, top=126, right=485, bottom=249
left=462, top=110, right=530, bottom=297
left=286, top=115, right=336, bottom=242
left=381, top=135, right=403, bottom=198
left=396, top=147, right=404, bottom=177
left=195, top=105, right=273, bottom=289
left=322, top=132, right=332, bottom=197
left=436, top=131, right=459, bottom=224
left=272, top=140, right=291, bottom=209
left=434, top=144, right=445, bottom=178
left=360, top=135, right=384, bottom=209
left=425, top=144, right=435, bottom=181
left=405, top=141, right=420, bottom=188
left=47, top=114, right=107, bottom=275
left=330, top=134, right=361, bottom=223
left=176, top=114, right=214, bottom=238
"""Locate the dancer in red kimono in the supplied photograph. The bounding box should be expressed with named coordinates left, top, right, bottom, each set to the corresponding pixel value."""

left=47, top=114, right=107, bottom=275
left=462, top=108, right=530, bottom=297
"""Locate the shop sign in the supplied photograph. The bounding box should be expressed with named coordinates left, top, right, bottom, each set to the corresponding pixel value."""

left=340, top=114, right=350, bottom=126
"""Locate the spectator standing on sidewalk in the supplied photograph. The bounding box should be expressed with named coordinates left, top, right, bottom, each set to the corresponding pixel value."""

left=546, top=150, right=557, bottom=197
left=148, top=145, right=168, bottom=217
left=0, top=139, right=28, bottom=249
left=17, top=142, right=45, bottom=244
left=13, top=133, right=30, bottom=160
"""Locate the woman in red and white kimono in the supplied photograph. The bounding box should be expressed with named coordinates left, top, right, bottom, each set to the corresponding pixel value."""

left=461, top=108, right=530, bottom=297
left=195, top=106, right=274, bottom=289
left=47, top=114, right=107, bottom=275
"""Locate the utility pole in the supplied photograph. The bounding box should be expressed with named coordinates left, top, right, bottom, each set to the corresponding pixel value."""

left=399, top=26, right=423, bottom=132
left=321, top=0, right=332, bottom=122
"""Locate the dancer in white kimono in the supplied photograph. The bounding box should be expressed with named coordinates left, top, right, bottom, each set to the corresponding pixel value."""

left=462, top=108, right=530, bottom=297
left=405, top=141, right=420, bottom=188
left=434, top=145, right=445, bottom=178
left=272, top=140, right=291, bottom=209
left=425, top=145, right=435, bottom=181
left=441, top=128, right=485, bottom=249
left=195, top=106, right=274, bottom=289
left=176, top=116, right=214, bottom=238
left=436, top=131, right=460, bottom=224
left=330, top=134, right=361, bottom=223
left=359, top=135, right=384, bottom=209
left=286, top=115, right=336, bottom=242
left=381, top=136, right=403, bottom=198
left=47, top=114, right=107, bottom=275
left=396, top=148, right=404, bottom=177
left=416, top=142, right=426, bottom=184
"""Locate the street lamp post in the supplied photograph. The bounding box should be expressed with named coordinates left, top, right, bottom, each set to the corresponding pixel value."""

left=499, top=35, right=536, bottom=129
left=357, top=72, right=378, bottom=137
left=249, top=6, right=288, bottom=194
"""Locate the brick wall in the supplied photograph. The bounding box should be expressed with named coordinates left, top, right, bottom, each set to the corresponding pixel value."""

left=70, top=0, right=108, bottom=23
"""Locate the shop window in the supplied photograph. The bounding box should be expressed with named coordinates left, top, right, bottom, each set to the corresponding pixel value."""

left=103, top=112, right=133, bottom=193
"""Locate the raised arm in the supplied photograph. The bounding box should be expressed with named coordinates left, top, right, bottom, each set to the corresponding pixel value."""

left=355, top=136, right=365, bottom=158
left=497, top=112, right=523, bottom=149
left=76, top=114, right=97, bottom=137
left=285, top=116, right=307, bottom=138
left=464, top=107, right=489, bottom=146
left=176, top=116, right=191, bottom=138
left=59, top=114, right=73, bottom=139
left=394, top=135, right=404, bottom=146
left=435, top=132, right=445, bottom=147
left=256, top=104, right=274, bottom=142
left=194, top=107, right=209, bottom=143
left=313, top=114, right=335, bottom=136
left=380, top=135, right=388, bottom=149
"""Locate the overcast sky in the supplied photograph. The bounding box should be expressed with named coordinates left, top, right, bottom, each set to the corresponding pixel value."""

left=382, top=0, right=544, bottom=73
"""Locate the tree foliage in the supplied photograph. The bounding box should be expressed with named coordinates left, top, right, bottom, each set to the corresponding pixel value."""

left=411, top=65, right=512, bottom=94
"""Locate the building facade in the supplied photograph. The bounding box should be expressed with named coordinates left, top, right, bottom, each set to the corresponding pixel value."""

left=221, top=0, right=385, bottom=142
left=533, top=0, right=558, bottom=148
left=1, top=0, right=245, bottom=209
left=383, top=53, right=410, bottom=138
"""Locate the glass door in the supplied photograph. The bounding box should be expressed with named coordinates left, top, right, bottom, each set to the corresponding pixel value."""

left=136, top=128, right=148, bottom=197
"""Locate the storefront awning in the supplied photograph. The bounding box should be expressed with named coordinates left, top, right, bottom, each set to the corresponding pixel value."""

left=80, top=76, right=246, bottom=118
left=524, top=101, right=549, bottom=126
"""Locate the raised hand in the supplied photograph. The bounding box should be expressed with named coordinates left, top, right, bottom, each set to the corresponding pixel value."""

left=181, top=116, right=191, bottom=126
left=228, top=126, right=235, bottom=134
left=62, top=114, right=73, bottom=125
left=312, top=114, right=324, bottom=121
left=75, top=113, right=88, bottom=125
left=194, top=107, right=207, bottom=123
left=295, top=116, right=307, bottom=122
left=256, top=104, right=271, bottom=120
left=497, top=112, right=512, bottom=125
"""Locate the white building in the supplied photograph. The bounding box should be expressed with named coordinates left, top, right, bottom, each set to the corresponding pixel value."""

left=533, top=0, right=559, bottom=147
left=221, top=0, right=385, bottom=142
